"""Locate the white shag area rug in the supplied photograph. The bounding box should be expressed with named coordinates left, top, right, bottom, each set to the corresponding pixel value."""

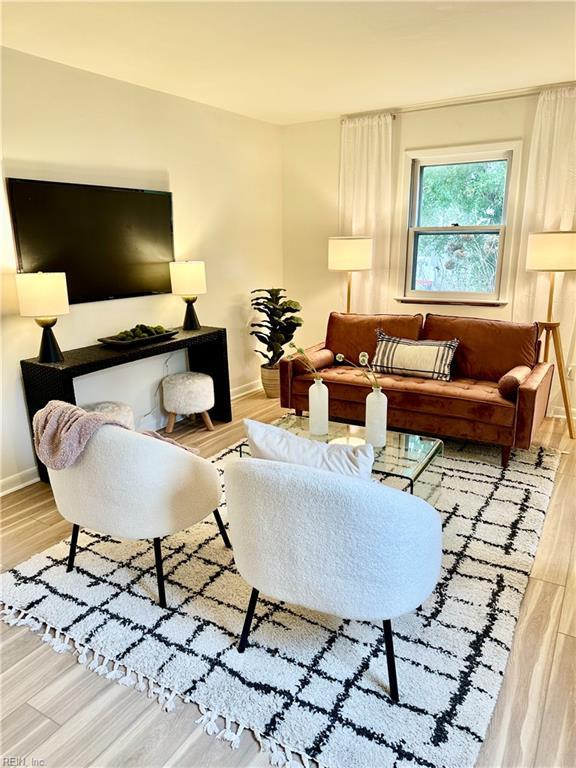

left=1, top=440, right=559, bottom=768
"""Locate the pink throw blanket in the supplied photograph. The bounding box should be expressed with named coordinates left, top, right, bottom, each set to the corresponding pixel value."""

left=33, top=400, right=198, bottom=470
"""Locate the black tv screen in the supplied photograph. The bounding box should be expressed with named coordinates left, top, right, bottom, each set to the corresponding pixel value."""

left=7, top=178, right=174, bottom=304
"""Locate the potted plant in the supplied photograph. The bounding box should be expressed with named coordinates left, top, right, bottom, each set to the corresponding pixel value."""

left=250, top=288, right=303, bottom=398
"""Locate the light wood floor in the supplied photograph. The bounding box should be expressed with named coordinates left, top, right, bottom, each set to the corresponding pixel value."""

left=1, top=392, right=574, bottom=767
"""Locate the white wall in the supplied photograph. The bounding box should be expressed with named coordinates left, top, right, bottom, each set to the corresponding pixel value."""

left=281, top=119, right=341, bottom=345
left=1, top=48, right=282, bottom=491
left=282, top=97, right=543, bottom=347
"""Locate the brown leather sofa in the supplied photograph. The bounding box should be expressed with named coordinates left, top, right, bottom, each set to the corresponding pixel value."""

left=280, top=312, right=554, bottom=467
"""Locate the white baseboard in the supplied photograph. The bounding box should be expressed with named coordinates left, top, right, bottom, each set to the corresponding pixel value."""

left=549, top=405, right=576, bottom=419
left=1, top=380, right=264, bottom=496
left=231, top=379, right=263, bottom=400
left=1, top=467, right=40, bottom=496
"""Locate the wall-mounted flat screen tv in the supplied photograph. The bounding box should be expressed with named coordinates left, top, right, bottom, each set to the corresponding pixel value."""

left=7, top=178, right=174, bottom=304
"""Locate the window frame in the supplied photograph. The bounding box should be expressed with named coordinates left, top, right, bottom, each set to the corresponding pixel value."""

left=401, top=143, right=520, bottom=304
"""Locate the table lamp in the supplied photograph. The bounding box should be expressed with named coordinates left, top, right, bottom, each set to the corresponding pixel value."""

left=16, top=272, right=69, bottom=363
left=169, top=261, right=207, bottom=330
left=526, top=230, right=576, bottom=438
left=328, top=237, right=373, bottom=312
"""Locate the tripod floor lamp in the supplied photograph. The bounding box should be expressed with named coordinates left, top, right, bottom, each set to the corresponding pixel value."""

left=328, top=236, right=374, bottom=313
left=526, top=231, right=576, bottom=439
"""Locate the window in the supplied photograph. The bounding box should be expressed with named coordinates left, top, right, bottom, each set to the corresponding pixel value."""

left=405, top=152, right=511, bottom=301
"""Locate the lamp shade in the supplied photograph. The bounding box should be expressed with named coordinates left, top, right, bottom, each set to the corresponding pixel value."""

left=526, top=231, right=576, bottom=272
left=16, top=272, right=69, bottom=317
left=328, top=237, right=373, bottom=271
left=169, top=261, right=207, bottom=296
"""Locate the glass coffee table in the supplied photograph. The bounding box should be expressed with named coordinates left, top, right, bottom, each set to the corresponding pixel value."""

left=242, top=415, right=443, bottom=495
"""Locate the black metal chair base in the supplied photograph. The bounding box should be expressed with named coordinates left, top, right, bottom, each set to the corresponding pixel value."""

left=213, top=509, right=232, bottom=548
left=66, top=523, right=80, bottom=572
left=66, top=514, right=231, bottom=610
left=236, top=587, right=400, bottom=701
left=238, top=587, right=259, bottom=653
left=153, top=537, right=167, bottom=608
left=383, top=619, right=399, bottom=702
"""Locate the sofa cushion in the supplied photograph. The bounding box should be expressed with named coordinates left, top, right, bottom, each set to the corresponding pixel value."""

left=421, top=314, right=538, bottom=382
left=325, top=312, right=423, bottom=364
left=373, top=332, right=459, bottom=381
left=293, top=367, right=515, bottom=427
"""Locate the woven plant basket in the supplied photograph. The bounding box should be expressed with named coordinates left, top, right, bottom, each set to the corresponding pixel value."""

left=261, top=365, right=280, bottom=399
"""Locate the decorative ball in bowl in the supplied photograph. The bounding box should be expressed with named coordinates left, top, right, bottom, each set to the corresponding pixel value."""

left=98, top=324, right=178, bottom=348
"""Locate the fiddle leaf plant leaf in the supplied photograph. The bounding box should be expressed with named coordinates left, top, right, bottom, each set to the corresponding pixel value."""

left=250, top=288, right=303, bottom=367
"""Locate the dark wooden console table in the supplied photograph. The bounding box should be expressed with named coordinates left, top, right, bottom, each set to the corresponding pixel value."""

left=21, top=326, right=232, bottom=483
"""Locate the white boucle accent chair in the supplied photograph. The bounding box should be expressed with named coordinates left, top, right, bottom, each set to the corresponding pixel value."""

left=49, top=425, right=230, bottom=608
left=225, top=458, right=442, bottom=702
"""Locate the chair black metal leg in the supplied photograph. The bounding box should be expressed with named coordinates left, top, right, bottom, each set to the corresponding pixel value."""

left=238, top=588, right=259, bottom=653
left=213, top=509, right=232, bottom=549
left=66, top=524, right=80, bottom=572
left=153, top=537, right=167, bottom=608
left=383, top=619, right=399, bottom=702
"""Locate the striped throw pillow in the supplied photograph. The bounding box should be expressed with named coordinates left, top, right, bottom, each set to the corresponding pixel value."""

left=372, top=331, right=459, bottom=381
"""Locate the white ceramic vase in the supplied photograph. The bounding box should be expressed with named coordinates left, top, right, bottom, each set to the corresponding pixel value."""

left=365, top=386, right=387, bottom=447
left=309, top=378, right=329, bottom=435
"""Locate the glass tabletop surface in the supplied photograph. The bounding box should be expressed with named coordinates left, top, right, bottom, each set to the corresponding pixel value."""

left=275, top=414, right=443, bottom=482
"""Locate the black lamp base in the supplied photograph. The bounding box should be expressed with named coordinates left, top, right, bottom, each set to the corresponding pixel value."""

left=36, top=320, right=64, bottom=363
left=183, top=298, right=201, bottom=331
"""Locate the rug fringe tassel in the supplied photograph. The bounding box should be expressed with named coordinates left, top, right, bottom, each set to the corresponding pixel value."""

left=6, top=608, right=24, bottom=626
left=217, top=717, right=244, bottom=749
left=1, top=602, right=323, bottom=768
left=106, top=660, right=124, bottom=680
left=255, top=732, right=322, bottom=768
left=162, top=690, right=177, bottom=713
left=52, top=632, right=72, bottom=653
left=270, top=739, right=289, bottom=767
left=95, top=656, right=111, bottom=675
left=76, top=643, right=89, bottom=665
left=18, top=615, right=42, bottom=631
left=118, top=668, right=136, bottom=687
left=195, top=708, right=220, bottom=736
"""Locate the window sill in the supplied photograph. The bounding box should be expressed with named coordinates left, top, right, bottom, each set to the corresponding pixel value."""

left=395, top=297, right=509, bottom=307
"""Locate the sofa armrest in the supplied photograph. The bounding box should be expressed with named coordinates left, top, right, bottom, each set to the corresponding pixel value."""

left=498, top=365, right=533, bottom=401
left=515, top=362, right=554, bottom=449
left=279, top=344, right=335, bottom=409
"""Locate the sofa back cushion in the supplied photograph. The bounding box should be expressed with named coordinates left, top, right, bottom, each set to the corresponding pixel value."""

left=421, top=314, right=538, bottom=381
left=325, top=312, right=423, bottom=363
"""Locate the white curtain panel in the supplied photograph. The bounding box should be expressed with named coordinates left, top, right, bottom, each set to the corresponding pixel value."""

left=339, top=113, right=394, bottom=313
left=513, top=86, right=576, bottom=408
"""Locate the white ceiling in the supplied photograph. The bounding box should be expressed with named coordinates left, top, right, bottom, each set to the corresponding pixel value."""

left=2, top=2, right=575, bottom=125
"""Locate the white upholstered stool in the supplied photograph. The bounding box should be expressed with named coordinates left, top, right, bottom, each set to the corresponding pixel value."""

left=162, top=372, right=215, bottom=433
left=83, top=401, right=135, bottom=429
